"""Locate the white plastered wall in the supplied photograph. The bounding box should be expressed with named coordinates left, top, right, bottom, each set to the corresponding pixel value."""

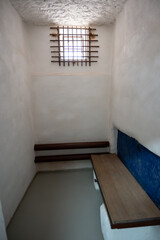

left=0, top=0, right=36, bottom=225
left=112, top=0, right=160, bottom=157
left=2, top=0, right=160, bottom=227
left=26, top=25, right=114, bottom=145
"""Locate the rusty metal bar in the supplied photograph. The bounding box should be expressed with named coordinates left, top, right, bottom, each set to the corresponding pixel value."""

left=50, top=40, right=98, bottom=42
left=50, top=45, right=99, bottom=48
left=50, top=27, right=96, bottom=30
left=51, top=51, right=99, bottom=53
left=57, top=27, right=61, bottom=66
left=51, top=60, right=97, bottom=63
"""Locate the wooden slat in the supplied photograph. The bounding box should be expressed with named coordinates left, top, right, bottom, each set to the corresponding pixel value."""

left=91, top=154, right=160, bottom=229
left=34, top=141, right=109, bottom=151
left=35, top=152, right=109, bottom=163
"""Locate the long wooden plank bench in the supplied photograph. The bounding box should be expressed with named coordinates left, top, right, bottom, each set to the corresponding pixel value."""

left=91, top=154, right=160, bottom=229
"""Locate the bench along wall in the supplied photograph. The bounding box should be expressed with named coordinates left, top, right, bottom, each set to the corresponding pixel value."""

left=0, top=0, right=36, bottom=225
left=112, top=0, right=160, bottom=157
left=26, top=25, right=114, bottom=144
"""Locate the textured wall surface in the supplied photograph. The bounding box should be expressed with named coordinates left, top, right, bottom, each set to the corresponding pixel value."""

left=112, top=0, right=160, bottom=156
left=26, top=25, right=114, bottom=144
left=118, top=130, right=160, bottom=209
left=0, top=0, right=36, bottom=225
left=10, top=0, right=127, bottom=26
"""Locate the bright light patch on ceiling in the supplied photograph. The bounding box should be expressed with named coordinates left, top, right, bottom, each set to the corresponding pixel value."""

left=9, top=0, right=127, bottom=26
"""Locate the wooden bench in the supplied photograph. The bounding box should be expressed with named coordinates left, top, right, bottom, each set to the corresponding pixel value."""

left=91, top=154, right=160, bottom=229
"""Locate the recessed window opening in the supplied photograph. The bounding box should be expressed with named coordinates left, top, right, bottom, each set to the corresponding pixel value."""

left=50, top=26, right=99, bottom=66
left=59, top=28, right=87, bottom=61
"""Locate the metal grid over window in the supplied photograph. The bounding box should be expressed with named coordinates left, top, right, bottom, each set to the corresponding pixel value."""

left=50, top=26, right=99, bottom=66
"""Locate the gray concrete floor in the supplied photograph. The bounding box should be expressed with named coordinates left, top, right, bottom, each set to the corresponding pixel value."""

left=7, top=169, right=103, bottom=240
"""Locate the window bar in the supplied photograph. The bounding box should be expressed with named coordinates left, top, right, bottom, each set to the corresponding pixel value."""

left=63, top=26, right=65, bottom=66
left=50, top=34, right=98, bottom=37
left=72, top=26, right=74, bottom=66
left=81, top=27, right=83, bottom=66
left=51, top=55, right=98, bottom=58
left=50, top=27, right=96, bottom=30
left=57, top=27, right=61, bottom=66
left=50, top=40, right=98, bottom=42
left=51, top=61, right=97, bottom=63
left=85, top=27, right=87, bottom=66
left=50, top=45, right=99, bottom=48
left=75, top=26, right=77, bottom=66
left=51, top=50, right=99, bottom=53
left=67, top=26, right=69, bottom=66
left=89, top=27, right=91, bottom=66
left=87, top=28, right=88, bottom=65
left=76, top=26, right=78, bottom=66
left=75, top=26, right=76, bottom=66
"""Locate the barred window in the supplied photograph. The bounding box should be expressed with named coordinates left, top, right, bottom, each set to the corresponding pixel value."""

left=50, top=26, right=99, bottom=66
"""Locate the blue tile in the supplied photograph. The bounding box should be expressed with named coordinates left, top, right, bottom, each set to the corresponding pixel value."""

left=117, top=130, right=160, bottom=209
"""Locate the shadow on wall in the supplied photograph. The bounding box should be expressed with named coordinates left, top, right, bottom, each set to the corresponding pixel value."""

left=117, top=130, right=160, bottom=209
left=0, top=202, right=7, bottom=240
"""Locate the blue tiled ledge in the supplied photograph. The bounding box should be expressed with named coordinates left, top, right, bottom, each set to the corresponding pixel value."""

left=117, top=130, right=160, bottom=209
